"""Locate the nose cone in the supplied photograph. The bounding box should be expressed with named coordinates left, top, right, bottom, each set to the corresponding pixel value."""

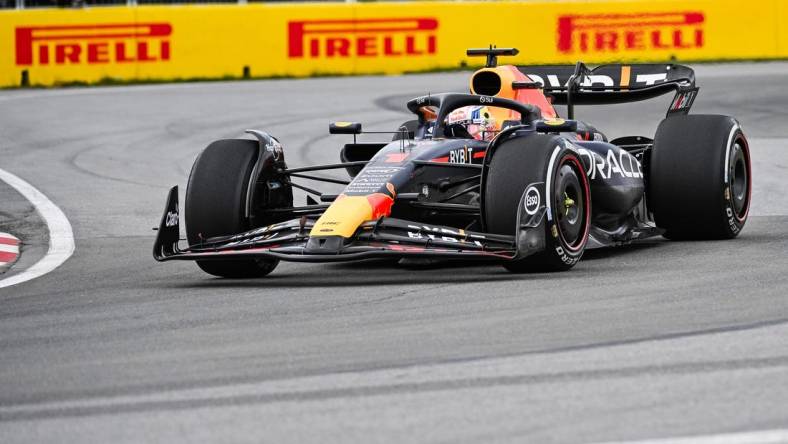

left=310, top=195, right=375, bottom=238
left=309, top=193, right=394, bottom=238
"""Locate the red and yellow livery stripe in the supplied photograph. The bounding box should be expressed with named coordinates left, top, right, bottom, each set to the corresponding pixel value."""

left=310, top=192, right=394, bottom=238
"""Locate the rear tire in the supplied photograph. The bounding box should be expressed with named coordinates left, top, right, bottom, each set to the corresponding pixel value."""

left=484, top=134, right=591, bottom=272
left=185, top=139, right=279, bottom=278
left=649, top=115, right=751, bottom=239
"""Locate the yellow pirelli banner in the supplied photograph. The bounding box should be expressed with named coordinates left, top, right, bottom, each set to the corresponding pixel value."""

left=1, top=0, right=787, bottom=87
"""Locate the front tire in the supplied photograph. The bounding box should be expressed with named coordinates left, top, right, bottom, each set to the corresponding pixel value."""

left=649, top=115, right=751, bottom=239
left=484, top=134, right=591, bottom=272
left=185, top=139, right=279, bottom=278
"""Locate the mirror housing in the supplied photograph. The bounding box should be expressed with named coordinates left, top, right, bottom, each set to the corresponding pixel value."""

left=329, top=122, right=362, bottom=135
left=535, top=118, right=578, bottom=133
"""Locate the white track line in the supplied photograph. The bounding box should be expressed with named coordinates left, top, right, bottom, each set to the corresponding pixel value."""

left=0, top=168, right=75, bottom=289
left=591, top=428, right=788, bottom=444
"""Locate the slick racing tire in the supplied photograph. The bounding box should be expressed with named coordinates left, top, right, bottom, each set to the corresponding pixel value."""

left=649, top=115, right=751, bottom=239
left=484, top=134, right=591, bottom=272
left=185, top=139, right=279, bottom=278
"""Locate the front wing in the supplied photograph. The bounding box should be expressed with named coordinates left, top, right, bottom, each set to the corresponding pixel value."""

left=153, top=187, right=517, bottom=263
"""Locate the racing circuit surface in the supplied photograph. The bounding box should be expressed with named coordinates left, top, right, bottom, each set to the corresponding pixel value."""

left=1, top=63, right=788, bottom=443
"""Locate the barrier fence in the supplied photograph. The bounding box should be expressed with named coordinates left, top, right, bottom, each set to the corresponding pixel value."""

left=1, top=0, right=787, bottom=87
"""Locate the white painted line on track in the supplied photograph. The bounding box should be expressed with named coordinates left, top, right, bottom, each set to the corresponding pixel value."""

left=0, top=168, right=75, bottom=289
left=591, top=428, right=788, bottom=444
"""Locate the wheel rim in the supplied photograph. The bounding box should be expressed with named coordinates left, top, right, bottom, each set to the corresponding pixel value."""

left=554, top=161, right=586, bottom=248
left=729, top=141, right=749, bottom=218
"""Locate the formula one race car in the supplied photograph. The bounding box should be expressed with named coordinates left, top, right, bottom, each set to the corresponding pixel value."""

left=153, top=47, right=751, bottom=277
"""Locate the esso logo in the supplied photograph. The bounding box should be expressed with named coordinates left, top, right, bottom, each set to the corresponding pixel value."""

left=524, top=186, right=540, bottom=215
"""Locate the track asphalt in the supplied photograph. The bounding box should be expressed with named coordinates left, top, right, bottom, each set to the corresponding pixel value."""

left=1, top=63, right=787, bottom=443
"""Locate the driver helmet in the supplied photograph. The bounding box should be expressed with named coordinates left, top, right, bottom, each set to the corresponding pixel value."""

left=445, top=105, right=501, bottom=140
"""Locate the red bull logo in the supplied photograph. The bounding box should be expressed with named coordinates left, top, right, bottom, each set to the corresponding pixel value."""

left=557, top=12, right=704, bottom=54
left=15, top=23, right=172, bottom=66
left=288, top=17, right=438, bottom=58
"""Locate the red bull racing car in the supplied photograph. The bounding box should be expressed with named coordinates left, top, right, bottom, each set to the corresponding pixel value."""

left=153, top=47, right=751, bottom=277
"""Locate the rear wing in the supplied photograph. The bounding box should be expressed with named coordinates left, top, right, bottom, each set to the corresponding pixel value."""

left=516, top=62, right=698, bottom=119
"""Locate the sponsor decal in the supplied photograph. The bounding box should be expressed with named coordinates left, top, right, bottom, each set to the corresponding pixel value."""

left=554, top=244, right=579, bottom=265
left=557, top=12, right=704, bottom=54
left=668, top=88, right=698, bottom=114
left=406, top=223, right=484, bottom=246
left=432, top=143, right=485, bottom=163
left=524, top=186, right=541, bottom=215
left=525, top=71, right=668, bottom=89
left=449, top=145, right=474, bottom=164
left=345, top=166, right=403, bottom=195
left=577, top=147, right=643, bottom=180
left=15, top=23, right=172, bottom=66
left=165, top=204, right=179, bottom=228
left=288, top=17, right=437, bottom=59
left=672, top=91, right=695, bottom=110
left=544, top=118, right=566, bottom=126
left=726, top=206, right=740, bottom=234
